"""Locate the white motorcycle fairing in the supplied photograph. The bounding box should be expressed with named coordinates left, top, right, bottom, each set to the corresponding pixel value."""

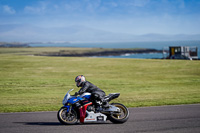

left=84, top=111, right=107, bottom=123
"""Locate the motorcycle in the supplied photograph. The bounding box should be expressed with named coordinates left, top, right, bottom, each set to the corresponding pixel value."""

left=57, top=89, right=129, bottom=124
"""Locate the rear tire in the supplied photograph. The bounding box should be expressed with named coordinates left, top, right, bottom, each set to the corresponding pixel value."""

left=108, top=103, right=129, bottom=124
left=57, top=107, right=78, bottom=125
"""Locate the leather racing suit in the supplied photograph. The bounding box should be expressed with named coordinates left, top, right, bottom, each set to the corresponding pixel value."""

left=77, top=81, right=106, bottom=107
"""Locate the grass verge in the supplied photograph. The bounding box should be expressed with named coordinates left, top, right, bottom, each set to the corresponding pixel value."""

left=0, top=48, right=200, bottom=112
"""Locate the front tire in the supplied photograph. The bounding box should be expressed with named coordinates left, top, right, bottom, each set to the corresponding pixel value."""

left=108, top=103, right=129, bottom=124
left=57, top=107, right=78, bottom=125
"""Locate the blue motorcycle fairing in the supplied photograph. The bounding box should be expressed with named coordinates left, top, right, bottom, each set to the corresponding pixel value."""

left=82, top=94, right=91, bottom=99
left=62, top=105, right=70, bottom=112
left=68, top=96, right=84, bottom=104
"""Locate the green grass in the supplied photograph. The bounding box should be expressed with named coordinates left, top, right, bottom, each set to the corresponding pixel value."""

left=0, top=47, right=200, bottom=112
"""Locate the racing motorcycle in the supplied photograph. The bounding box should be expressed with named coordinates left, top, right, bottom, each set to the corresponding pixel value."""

left=57, top=89, right=129, bottom=124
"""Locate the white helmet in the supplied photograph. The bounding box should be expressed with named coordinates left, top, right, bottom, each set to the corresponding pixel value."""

left=75, top=75, right=86, bottom=87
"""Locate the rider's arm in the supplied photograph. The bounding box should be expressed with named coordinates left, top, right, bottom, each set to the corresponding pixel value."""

left=73, top=92, right=79, bottom=96
left=78, top=82, right=89, bottom=95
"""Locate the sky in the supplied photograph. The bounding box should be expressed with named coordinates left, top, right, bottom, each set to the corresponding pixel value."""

left=0, top=0, right=200, bottom=42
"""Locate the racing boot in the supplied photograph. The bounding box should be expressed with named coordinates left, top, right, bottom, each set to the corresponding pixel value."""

left=95, top=101, right=102, bottom=113
left=102, top=101, right=109, bottom=108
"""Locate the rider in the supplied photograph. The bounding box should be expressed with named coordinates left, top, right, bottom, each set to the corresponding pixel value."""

left=74, top=75, right=108, bottom=111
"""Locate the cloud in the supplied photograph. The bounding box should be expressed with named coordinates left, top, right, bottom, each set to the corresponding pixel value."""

left=108, top=2, right=118, bottom=7
left=86, top=0, right=101, bottom=13
left=63, top=0, right=101, bottom=13
left=24, top=1, right=47, bottom=14
left=178, top=0, right=185, bottom=8
left=127, top=0, right=150, bottom=7
left=2, top=5, right=16, bottom=14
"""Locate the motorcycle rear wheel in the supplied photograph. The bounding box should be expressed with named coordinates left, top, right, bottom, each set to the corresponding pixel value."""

left=57, top=107, right=78, bottom=125
left=108, top=103, right=129, bottom=124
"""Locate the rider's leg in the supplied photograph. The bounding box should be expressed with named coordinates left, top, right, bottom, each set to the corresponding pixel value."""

left=91, top=93, right=102, bottom=112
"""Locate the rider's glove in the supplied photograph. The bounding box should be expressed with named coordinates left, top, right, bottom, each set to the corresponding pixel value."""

left=74, top=92, right=79, bottom=96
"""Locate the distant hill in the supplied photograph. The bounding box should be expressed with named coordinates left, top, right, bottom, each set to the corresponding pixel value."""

left=0, top=24, right=200, bottom=42
left=0, top=42, right=29, bottom=47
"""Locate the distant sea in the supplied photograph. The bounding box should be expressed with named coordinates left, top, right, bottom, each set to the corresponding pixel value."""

left=29, top=41, right=200, bottom=59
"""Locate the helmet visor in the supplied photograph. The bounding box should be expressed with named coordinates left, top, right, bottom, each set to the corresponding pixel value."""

left=76, top=81, right=80, bottom=87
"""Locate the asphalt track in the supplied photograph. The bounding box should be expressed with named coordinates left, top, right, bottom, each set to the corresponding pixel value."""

left=0, top=104, right=200, bottom=133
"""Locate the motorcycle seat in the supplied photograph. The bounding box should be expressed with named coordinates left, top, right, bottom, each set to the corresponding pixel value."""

left=104, top=93, right=120, bottom=102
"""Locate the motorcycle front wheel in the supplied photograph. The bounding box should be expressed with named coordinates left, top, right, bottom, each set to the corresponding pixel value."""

left=57, top=107, right=78, bottom=125
left=108, top=103, right=129, bottom=124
